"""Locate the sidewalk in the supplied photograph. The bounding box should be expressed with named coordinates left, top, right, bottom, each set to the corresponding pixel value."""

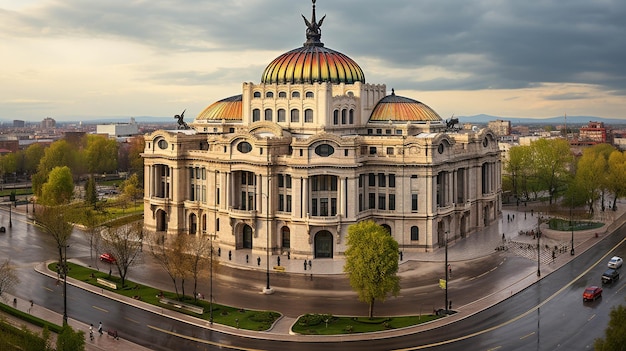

left=6, top=200, right=626, bottom=349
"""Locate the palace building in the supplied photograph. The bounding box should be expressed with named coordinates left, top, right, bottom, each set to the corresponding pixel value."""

left=142, top=1, right=502, bottom=259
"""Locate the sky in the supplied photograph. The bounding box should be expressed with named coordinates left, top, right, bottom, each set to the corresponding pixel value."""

left=1, top=0, right=626, bottom=122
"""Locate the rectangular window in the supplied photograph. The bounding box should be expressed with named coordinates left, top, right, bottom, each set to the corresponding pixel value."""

left=278, top=109, right=286, bottom=122
left=359, top=193, right=363, bottom=211
left=312, top=199, right=318, bottom=216
left=389, top=174, right=396, bottom=188
left=241, top=191, right=247, bottom=210
left=248, top=172, right=255, bottom=185
left=216, top=188, right=220, bottom=205
left=320, top=198, right=329, bottom=216
left=248, top=193, right=254, bottom=211
left=305, top=109, right=313, bottom=123
left=331, top=177, right=337, bottom=191
left=286, top=195, right=292, bottom=212
left=386, top=147, right=394, bottom=155
left=278, top=194, right=284, bottom=211
left=278, top=174, right=284, bottom=188
left=368, top=193, right=376, bottom=209
left=312, top=177, right=318, bottom=191
left=216, top=218, right=220, bottom=232
left=412, top=193, right=418, bottom=212
left=389, top=194, right=395, bottom=211
left=202, top=168, right=206, bottom=180
left=369, top=147, right=377, bottom=155
left=359, top=174, right=363, bottom=188
left=378, top=194, right=386, bottom=210
left=190, top=184, right=195, bottom=201
left=378, top=173, right=386, bottom=187
left=331, top=198, right=337, bottom=216
left=368, top=173, right=376, bottom=187
left=265, top=109, right=273, bottom=121
left=411, top=227, right=419, bottom=241
left=291, top=109, right=299, bottom=123
left=253, top=109, right=260, bottom=122
left=286, top=175, right=292, bottom=188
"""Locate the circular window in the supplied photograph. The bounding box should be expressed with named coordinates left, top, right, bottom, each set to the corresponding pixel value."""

left=438, top=143, right=444, bottom=154
left=482, top=138, right=489, bottom=147
left=237, top=141, right=252, bottom=153
left=158, top=139, right=168, bottom=150
left=315, top=144, right=335, bottom=157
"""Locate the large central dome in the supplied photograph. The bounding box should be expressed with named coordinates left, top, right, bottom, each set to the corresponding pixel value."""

left=260, top=1, right=365, bottom=85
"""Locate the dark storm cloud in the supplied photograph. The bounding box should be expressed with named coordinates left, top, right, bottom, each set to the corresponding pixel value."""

left=3, top=0, right=626, bottom=93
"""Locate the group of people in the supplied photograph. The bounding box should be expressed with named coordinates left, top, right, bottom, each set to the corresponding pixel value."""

left=89, top=321, right=118, bottom=341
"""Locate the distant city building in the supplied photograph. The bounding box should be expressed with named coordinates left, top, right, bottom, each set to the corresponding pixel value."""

left=0, top=139, right=19, bottom=153
left=487, top=120, right=511, bottom=136
left=96, top=118, right=139, bottom=138
left=64, top=131, right=87, bottom=145
left=41, top=117, right=56, bottom=129
left=13, top=120, right=25, bottom=128
left=575, top=121, right=609, bottom=145
left=142, top=2, right=502, bottom=257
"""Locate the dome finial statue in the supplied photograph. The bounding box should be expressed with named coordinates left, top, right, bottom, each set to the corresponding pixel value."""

left=302, top=0, right=326, bottom=46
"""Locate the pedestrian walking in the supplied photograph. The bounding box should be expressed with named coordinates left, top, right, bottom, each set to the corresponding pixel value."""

left=29, top=300, right=33, bottom=313
left=257, top=256, right=261, bottom=266
left=228, top=250, right=232, bottom=260
left=308, top=260, right=312, bottom=269
left=277, top=256, right=281, bottom=266
left=98, top=322, right=103, bottom=335
left=89, top=324, right=94, bottom=341
left=304, top=260, right=307, bottom=271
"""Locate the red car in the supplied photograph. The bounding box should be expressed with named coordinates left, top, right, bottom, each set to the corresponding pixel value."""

left=583, top=286, right=602, bottom=302
left=99, top=253, right=116, bottom=264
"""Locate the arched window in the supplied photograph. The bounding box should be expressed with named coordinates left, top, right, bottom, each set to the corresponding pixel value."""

left=253, top=92, right=261, bottom=98
left=290, top=109, right=299, bottom=122
left=333, top=110, right=339, bottom=125
left=341, top=109, right=347, bottom=124
left=292, top=91, right=300, bottom=98
left=266, top=91, right=274, bottom=98
left=411, top=226, right=419, bottom=241
left=304, top=109, right=313, bottom=123
left=277, top=108, right=286, bottom=122
left=281, top=227, right=290, bottom=248
left=252, top=108, right=260, bottom=122
left=382, top=224, right=392, bottom=235
left=264, top=108, right=273, bottom=121
left=349, top=109, right=354, bottom=124
left=278, top=91, right=287, bottom=98
left=305, top=91, right=314, bottom=98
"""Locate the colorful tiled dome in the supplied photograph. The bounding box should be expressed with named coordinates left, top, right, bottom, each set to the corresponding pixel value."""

left=261, top=46, right=365, bottom=85
left=369, top=90, right=442, bottom=122
left=195, top=95, right=242, bottom=121
left=260, top=0, right=364, bottom=85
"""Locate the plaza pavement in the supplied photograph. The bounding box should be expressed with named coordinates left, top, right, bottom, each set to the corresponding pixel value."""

left=4, top=201, right=626, bottom=350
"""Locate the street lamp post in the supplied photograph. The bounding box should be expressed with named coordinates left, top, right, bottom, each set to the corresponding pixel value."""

left=8, top=203, right=12, bottom=228
left=570, top=203, right=575, bottom=256
left=445, top=230, right=449, bottom=312
left=262, top=153, right=273, bottom=294
left=537, top=215, right=541, bottom=277
left=209, top=234, right=214, bottom=324
left=59, top=244, right=69, bottom=325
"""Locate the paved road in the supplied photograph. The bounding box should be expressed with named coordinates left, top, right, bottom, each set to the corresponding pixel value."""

left=1, top=201, right=624, bottom=350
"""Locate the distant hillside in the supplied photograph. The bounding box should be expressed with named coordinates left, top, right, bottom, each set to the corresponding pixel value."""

left=459, top=114, right=626, bottom=126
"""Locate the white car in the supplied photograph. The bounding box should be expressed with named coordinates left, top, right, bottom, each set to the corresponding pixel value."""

left=608, top=256, right=623, bottom=269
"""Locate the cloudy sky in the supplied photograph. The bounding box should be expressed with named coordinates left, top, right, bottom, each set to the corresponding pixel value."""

left=1, top=0, right=625, bottom=122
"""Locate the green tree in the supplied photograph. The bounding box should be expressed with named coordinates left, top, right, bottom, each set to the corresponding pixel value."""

left=84, top=135, right=118, bottom=174
left=0, top=259, right=20, bottom=297
left=56, top=324, right=85, bottom=351
left=148, top=231, right=188, bottom=299
left=0, top=153, right=18, bottom=182
left=530, top=138, right=573, bottom=204
left=607, top=150, right=626, bottom=211
left=344, top=220, right=400, bottom=318
left=33, top=140, right=77, bottom=196
left=84, top=176, right=98, bottom=209
left=24, top=143, right=45, bottom=175
left=121, top=173, right=143, bottom=206
left=127, top=136, right=145, bottom=186
left=102, top=222, right=143, bottom=287
left=505, top=145, right=533, bottom=199
left=573, top=144, right=615, bottom=214
left=594, top=304, right=626, bottom=350
left=40, top=166, right=74, bottom=206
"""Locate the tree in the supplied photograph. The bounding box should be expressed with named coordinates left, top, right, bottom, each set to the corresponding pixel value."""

left=24, top=143, right=45, bottom=175
left=505, top=146, right=533, bottom=199
left=185, top=234, right=215, bottom=302
left=120, top=173, right=143, bottom=206
left=0, top=259, right=20, bottom=297
left=0, top=153, right=18, bottom=182
left=344, top=220, right=400, bottom=318
left=573, top=145, right=614, bottom=214
left=127, top=136, right=145, bottom=184
left=56, top=324, right=85, bottom=351
left=530, top=138, right=573, bottom=204
left=84, top=135, right=118, bottom=175
left=101, top=222, right=143, bottom=288
left=147, top=232, right=188, bottom=299
left=35, top=206, right=74, bottom=268
left=606, top=150, right=626, bottom=211
left=594, top=304, right=626, bottom=350
left=84, top=176, right=98, bottom=209
left=80, top=208, right=103, bottom=262
left=33, top=140, right=77, bottom=197
left=40, top=166, right=74, bottom=206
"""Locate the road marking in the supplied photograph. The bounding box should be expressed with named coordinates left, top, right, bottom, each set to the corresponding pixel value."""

left=588, top=314, right=596, bottom=322
left=92, top=306, right=108, bottom=313
left=519, top=331, right=535, bottom=340
left=124, top=317, right=140, bottom=324
left=148, top=324, right=263, bottom=351
left=392, top=235, right=626, bottom=351
left=486, top=346, right=502, bottom=351
left=44, top=287, right=53, bottom=292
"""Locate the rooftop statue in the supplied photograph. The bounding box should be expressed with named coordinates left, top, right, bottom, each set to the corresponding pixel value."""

left=302, top=0, right=326, bottom=45
left=175, top=109, right=189, bottom=130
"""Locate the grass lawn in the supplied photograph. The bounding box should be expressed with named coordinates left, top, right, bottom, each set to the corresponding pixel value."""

left=49, top=262, right=280, bottom=331
left=292, top=313, right=442, bottom=335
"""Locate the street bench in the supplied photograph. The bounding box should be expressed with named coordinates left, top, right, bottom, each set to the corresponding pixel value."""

left=96, top=278, right=117, bottom=290
left=159, top=297, right=204, bottom=314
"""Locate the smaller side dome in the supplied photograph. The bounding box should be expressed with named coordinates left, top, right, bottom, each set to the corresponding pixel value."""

left=369, top=90, right=442, bottom=122
left=195, top=95, right=242, bottom=121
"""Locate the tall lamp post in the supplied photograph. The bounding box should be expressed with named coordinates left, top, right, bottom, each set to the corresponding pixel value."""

left=445, top=230, right=449, bottom=312
left=570, top=201, right=575, bottom=256
left=8, top=202, right=12, bottom=228
left=209, top=234, right=214, bottom=324
left=537, top=215, right=541, bottom=277
left=59, top=244, right=69, bottom=325
left=262, top=153, right=273, bottom=294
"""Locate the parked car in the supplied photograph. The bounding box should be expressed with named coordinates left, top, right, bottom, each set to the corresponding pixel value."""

left=99, top=253, right=116, bottom=264
left=608, top=256, right=623, bottom=269
left=583, top=286, right=603, bottom=302
left=601, top=268, right=620, bottom=284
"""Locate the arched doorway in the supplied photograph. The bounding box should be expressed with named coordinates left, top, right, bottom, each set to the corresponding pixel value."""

left=281, top=227, right=290, bottom=249
left=381, top=224, right=392, bottom=235
left=314, top=231, right=333, bottom=258
left=243, top=224, right=253, bottom=249
left=189, top=213, right=197, bottom=235
left=156, top=209, right=167, bottom=232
